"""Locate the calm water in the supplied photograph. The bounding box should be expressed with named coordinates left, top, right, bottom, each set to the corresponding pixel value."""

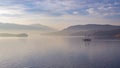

left=0, top=35, right=120, bottom=68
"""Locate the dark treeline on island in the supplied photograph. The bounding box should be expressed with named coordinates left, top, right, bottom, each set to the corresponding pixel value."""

left=0, top=33, right=28, bottom=37
left=45, top=24, right=120, bottom=39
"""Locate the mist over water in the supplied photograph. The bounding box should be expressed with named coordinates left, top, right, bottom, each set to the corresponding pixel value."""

left=0, top=32, right=120, bottom=68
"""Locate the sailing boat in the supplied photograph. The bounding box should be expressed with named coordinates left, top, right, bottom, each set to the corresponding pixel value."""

left=83, top=38, right=91, bottom=41
left=83, top=33, right=92, bottom=41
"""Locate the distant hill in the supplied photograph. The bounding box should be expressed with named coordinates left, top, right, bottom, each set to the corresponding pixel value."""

left=0, top=23, right=55, bottom=32
left=62, top=24, right=120, bottom=32
left=46, top=24, right=120, bottom=39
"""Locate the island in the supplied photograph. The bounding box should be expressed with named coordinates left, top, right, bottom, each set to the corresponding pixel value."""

left=0, top=33, right=28, bottom=37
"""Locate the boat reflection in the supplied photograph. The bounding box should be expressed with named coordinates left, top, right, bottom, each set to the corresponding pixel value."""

left=84, top=40, right=91, bottom=47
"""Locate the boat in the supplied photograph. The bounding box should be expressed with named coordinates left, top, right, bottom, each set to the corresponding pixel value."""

left=83, top=34, right=92, bottom=41
left=83, top=38, right=91, bottom=41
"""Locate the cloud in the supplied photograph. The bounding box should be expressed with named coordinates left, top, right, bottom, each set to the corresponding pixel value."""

left=0, top=0, right=120, bottom=17
left=0, top=0, right=119, bottom=29
left=30, top=0, right=120, bottom=17
left=0, top=6, right=26, bottom=16
left=86, top=2, right=120, bottom=17
left=0, top=1, right=27, bottom=16
left=33, top=0, right=78, bottom=15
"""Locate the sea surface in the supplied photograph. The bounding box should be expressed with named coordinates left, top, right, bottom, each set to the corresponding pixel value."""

left=0, top=34, right=120, bottom=68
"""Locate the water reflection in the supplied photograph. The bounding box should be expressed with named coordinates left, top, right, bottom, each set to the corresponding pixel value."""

left=84, top=41, right=91, bottom=47
left=0, top=36, right=120, bottom=68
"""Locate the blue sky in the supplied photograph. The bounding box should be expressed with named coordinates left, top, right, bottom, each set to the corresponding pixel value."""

left=0, top=0, right=120, bottom=29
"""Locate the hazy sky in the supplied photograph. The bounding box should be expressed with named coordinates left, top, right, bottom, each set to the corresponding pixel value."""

left=0, top=0, right=120, bottom=29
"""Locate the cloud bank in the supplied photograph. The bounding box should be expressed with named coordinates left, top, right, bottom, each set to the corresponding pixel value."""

left=0, top=0, right=120, bottom=29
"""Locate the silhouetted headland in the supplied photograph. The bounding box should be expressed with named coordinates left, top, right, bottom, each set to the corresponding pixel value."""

left=45, top=24, right=120, bottom=39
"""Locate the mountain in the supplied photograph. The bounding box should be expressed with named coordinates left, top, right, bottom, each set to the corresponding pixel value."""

left=62, top=24, right=120, bottom=32
left=46, top=24, right=120, bottom=39
left=0, top=23, right=55, bottom=31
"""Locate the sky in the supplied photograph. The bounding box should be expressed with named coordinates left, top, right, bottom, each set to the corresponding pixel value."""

left=0, top=0, right=120, bottom=29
